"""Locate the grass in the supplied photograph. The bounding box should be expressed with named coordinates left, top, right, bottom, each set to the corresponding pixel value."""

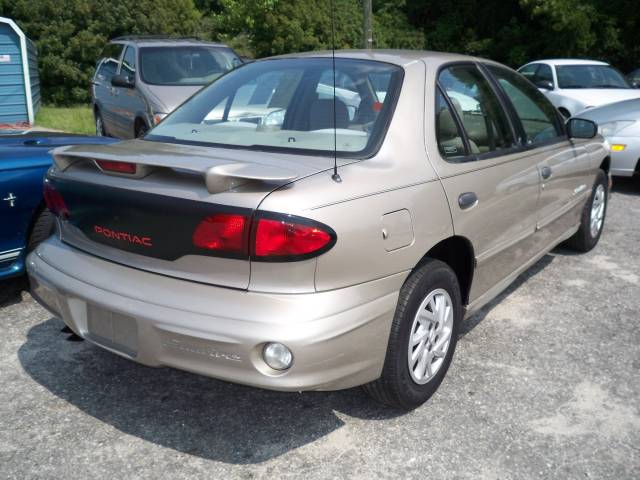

left=35, top=105, right=94, bottom=135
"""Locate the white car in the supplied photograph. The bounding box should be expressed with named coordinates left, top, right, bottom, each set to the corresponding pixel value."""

left=518, top=59, right=640, bottom=118
left=577, top=98, right=640, bottom=177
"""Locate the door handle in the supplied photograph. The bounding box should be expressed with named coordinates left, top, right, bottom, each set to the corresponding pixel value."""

left=458, top=192, right=478, bottom=210
left=541, top=166, right=552, bottom=180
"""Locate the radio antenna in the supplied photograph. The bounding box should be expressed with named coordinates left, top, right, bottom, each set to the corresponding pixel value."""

left=330, top=0, right=341, bottom=183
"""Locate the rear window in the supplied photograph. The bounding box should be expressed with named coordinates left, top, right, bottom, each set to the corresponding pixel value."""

left=146, top=58, right=403, bottom=157
left=140, top=46, right=242, bottom=86
left=556, top=65, right=630, bottom=89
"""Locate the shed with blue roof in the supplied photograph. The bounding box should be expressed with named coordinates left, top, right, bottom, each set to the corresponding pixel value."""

left=0, top=17, right=40, bottom=125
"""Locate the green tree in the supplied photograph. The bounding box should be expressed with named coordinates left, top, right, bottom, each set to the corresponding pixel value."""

left=2, top=0, right=202, bottom=104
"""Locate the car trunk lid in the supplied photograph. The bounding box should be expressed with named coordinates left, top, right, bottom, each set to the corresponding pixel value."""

left=48, top=139, right=341, bottom=289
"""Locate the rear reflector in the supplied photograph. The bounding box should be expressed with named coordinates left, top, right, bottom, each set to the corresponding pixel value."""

left=253, top=216, right=335, bottom=259
left=192, top=213, right=248, bottom=253
left=95, top=160, right=137, bottom=175
left=43, top=181, right=69, bottom=218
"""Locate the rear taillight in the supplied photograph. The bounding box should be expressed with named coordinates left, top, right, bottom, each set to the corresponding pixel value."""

left=192, top=213, right=248, bottom=254
left=190, top=211, right=336, bottom=261
left=95, top=160, right=137, bottom=175
left=43, top=181, right=69, bottom=219
left=252, top=215, right=336, bottom=260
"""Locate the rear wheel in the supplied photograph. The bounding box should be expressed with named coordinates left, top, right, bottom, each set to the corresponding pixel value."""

left=135, top=121, right=148, bottom=138
left=565, top=169, right=608, bottom=252
left=363, top=259, right=461, bottom=409
left=95, top=112, right=105, bottom=136
left=27, top=209, right=55, bottom=252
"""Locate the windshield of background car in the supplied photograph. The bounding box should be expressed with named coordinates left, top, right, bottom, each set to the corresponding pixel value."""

left=146, top=58, right=403, bottom=157
left=140, top=46, right=241, bottom=86
left=556, top=65, right=631, bottom=89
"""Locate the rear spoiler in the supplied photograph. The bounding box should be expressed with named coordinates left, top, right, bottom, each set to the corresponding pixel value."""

left=52, top=145, right=298, bottom=194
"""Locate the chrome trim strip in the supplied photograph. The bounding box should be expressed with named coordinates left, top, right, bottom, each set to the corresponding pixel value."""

left=0, top=249, right=23, bottom=261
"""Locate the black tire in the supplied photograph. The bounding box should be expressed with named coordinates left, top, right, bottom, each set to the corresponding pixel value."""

left=95, top=111, right=106, bottom=136
left=363, top=258, right=462, bottom=409
left=135, top=121, right=148, bottom=138
left=27, top=209, right=55, bottom=252
left=565, top=169, right=608, bottom=252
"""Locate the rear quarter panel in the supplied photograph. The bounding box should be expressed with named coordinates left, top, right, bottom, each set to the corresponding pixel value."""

left=256, top=59, right=455, bottom=292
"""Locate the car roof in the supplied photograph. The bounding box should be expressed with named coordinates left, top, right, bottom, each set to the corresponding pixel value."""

left=526, top=59, right=609, bottom=67
left=263, top=49, right=498, bottom=68
left=110, top=36, right=229, bottom=48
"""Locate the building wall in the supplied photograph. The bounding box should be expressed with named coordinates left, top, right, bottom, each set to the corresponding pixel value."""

left=27, top=38, right=40, bottom=115
left=0, top=22, right=28, bottom=124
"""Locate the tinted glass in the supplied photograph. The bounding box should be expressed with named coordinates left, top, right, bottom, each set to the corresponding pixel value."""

left=518, top=64, right=538, bottom=79
left=435, top=89, right=467, bottom=158
left=438, top=65, right=514, bottom=155
left=147, top=58, right=403, bottom=156
left=140, top=46, right=240, bottom=86
left=95, top=43, right=123, bottom=81
left=120, top=46, right=136, bottom=79
left=556, top=65, right=630, bottom=89
left=488, top=65, right=562, bottom=144
left=535, top=64, right=553, bottom=84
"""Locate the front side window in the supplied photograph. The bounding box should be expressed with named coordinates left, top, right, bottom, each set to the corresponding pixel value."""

left=535, top=64, right=554, bottom=84
left=556, top=65, right=631, bottom=89
left=120, top=46, right=136, bottom=80
left=140, top=46, right=241, bottom=86
left=438, top=65, right=515, bottom=155
left=487, top=65, right=563, bottom=145
left=147, top=58, right=403, bottom=157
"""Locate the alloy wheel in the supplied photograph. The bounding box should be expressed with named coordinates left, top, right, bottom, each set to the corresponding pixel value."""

left=407, top=288, right=454, bottom=384
left=590, top=184, right=606, bottom=238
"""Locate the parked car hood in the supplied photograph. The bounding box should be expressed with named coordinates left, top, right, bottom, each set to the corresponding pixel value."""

left=144, top=84, right=204, bottom=114
left=559, top=89, right=640, bottom=110
left=574, top=98, right=640, bottom=121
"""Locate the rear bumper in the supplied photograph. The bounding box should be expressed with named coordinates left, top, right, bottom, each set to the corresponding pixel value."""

left=27, top=238, right=403, bottom=391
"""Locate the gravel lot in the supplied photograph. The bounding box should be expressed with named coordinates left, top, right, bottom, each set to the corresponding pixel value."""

left=1, top=179, right=638, bottom=480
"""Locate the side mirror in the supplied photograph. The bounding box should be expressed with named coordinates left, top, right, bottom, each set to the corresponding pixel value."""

left=567, top=118, right=598, bottom=139
left=111, top=73, right=135, bottom=88
left=535, top=79, right=554, bottom=90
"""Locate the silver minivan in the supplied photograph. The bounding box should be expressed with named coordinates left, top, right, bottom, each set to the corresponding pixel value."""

left=91, top=36, right=243, bottom=139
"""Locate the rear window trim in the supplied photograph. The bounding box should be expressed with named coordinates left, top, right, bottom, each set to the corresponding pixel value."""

left=144, top=57, right=405, bottom=160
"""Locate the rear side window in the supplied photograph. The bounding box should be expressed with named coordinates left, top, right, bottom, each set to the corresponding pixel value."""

left=436, top=89, right=467, bottom=159
left=487, top=65, right=563, bottom=145
left=438, top=65, right=515, bottom=156
left=95, top=43, right=123, bottom=81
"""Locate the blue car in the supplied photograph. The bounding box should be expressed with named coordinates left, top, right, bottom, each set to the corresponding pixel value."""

left=1, top=131, right=117, bottom=280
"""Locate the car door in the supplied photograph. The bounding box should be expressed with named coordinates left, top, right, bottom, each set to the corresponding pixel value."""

left=430, top=63, right=542, bottom=307
left=0, top=143, right=49, bottom=270
left=485, top=64, right=593, bottom=244
left=110, top=45, right=142, bottom=138
left=92, top=43, right=124, bottom=136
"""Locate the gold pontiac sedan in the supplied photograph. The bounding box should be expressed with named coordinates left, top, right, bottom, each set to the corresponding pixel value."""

left=28, top=51, right=609, bottom=409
